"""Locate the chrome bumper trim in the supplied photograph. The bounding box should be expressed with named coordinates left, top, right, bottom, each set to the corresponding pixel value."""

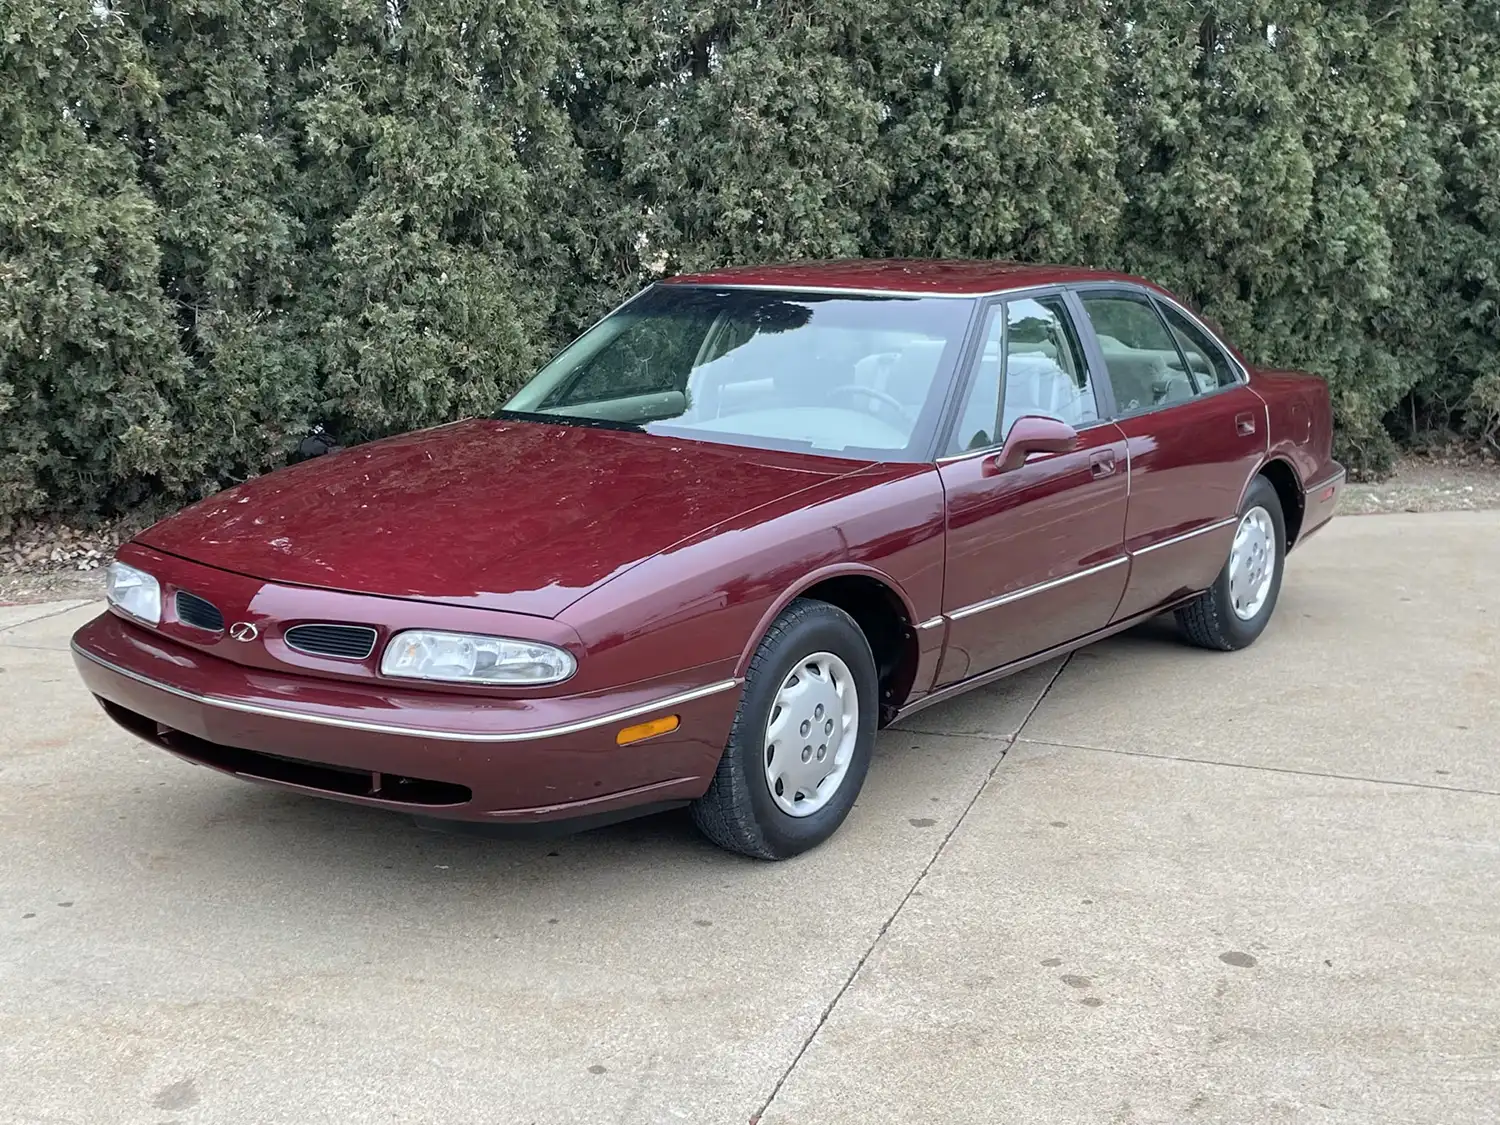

left=1304, top=469, right=1347, bottom=496
left=72, top=642, right=741, bottom=744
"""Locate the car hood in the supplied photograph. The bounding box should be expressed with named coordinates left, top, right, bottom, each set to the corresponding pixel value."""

left=137, top=419, right=866, bottom=617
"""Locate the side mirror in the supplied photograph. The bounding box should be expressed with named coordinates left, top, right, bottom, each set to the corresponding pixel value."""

left=986, top=415, right=1079, bottom=475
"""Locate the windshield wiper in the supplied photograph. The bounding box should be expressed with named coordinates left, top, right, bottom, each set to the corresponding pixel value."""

left=494, top=409, right=645, bottom=433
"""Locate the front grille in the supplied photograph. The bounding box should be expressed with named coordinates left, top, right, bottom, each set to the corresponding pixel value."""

left=175, top=590, right=224, bottom=632
left=284, top=623, right=378, bottom=660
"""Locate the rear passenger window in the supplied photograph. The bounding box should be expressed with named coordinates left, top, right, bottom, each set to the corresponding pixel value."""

left=1156, top=302, right=1239, bottom=390
left=1078, top=293, right=1197, bottom=414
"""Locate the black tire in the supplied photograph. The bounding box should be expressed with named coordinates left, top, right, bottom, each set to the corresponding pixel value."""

left=1175, top=475, right=1286, bottom=651
left=690, top=599, right=879, bottom=860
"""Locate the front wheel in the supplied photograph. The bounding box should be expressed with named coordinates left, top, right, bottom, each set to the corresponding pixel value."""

left=1175, top=475, right=1286, bottom=651
left=690, top=599, right=878, bottom=860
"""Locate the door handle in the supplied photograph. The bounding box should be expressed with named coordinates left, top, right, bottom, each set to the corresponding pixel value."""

left=1089, top=450, right=1116, bottom=479
left=1235, top=412, right=1257, bottom=436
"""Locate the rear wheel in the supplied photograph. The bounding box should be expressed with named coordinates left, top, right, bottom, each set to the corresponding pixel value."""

left=690, top=599, right=878, bottom=860
left=1175, top=475, right=1286, bottom=651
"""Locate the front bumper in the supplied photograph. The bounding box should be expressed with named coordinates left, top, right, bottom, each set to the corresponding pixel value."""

left=72, top=611, right=740, bottom=825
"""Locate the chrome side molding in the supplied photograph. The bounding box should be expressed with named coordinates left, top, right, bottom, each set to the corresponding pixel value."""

left=947, top=557, right=1129, bottom=621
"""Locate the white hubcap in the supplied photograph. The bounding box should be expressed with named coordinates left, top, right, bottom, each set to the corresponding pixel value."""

left=764, top=652, right=858, bottom=818
left=1229, top=506, right=1276, bottom=621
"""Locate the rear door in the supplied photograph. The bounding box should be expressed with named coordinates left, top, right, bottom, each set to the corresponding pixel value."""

left=935, top=291, right=1129, bottom=684
left=1071, top=286, right=1268, bottom=622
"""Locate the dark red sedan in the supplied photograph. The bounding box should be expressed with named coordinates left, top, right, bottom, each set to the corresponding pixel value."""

left=73, top=260, right=1344, bottom=858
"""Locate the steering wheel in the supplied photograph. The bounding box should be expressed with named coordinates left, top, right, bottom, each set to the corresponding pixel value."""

left=827, top=384, right=916, bottom=427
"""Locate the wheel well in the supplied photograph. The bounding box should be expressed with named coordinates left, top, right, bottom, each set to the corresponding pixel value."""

left=1258, top=459, right=1305, bottom=546
left=800, top=575, right=918, bottom=725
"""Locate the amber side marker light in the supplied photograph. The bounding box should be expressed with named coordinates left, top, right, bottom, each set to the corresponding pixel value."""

left=616, top=715, right=680, bottom=746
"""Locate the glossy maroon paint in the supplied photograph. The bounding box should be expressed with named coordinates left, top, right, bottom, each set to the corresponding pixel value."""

left=1254, top=368, right=1342, bottom=490
left=73, top=612, right=737, bottom=820
left=936, top=421, right=1129, bottom=682
left=109, top=541, right=589, bottom=694
left=138, top=418, right=865, bottom=618
left=72, top=258, right=1344, bottom=832
left=1109, top=384, right=1269, bottom=621
left=666, top=258, right=1154, bottom=296
left=559, top=461, right=946, bottom=698
left=987, top=415, right=1084, bottom=472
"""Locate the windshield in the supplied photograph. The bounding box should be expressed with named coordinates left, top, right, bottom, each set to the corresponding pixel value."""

left=502, top=285, right=974, bottom=459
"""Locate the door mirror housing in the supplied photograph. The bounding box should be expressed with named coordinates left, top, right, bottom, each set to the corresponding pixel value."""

left=987, top=415, right=1079, bottom=474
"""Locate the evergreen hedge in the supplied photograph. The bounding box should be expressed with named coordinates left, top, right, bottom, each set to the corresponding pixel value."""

left=3, top=1, right=1497, bottom=528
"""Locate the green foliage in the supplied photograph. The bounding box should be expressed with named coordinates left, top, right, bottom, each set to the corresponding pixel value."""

left=1, top=1, right=185, bottom=521
left=1101, top=1, right=1462, bottom=469
left=300, top=1, right=578, bottom=441
left=2, top=0, right=1497, bottom=526
left=1397, top=1, right=1500, bottom=455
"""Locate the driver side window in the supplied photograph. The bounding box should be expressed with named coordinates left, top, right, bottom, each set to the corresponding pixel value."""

left=945, top=296, right=1098, bottom=456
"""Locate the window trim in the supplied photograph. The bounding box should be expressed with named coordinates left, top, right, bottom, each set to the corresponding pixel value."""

left=1149, top=295, right=1245, bottom=394
left=1071, top=286, right=1193, bottom=420
left=1067, top=282, right=1248, bottom=421
left=1146, top=291, right=1249, bottom=385
left=912, top=293, right=988, bottom=462
left=1062, top=287, right=1120, bottom=420
left=933, top=285, right=1112, bottom=463
left=938, top=300, right=1007, bottom=460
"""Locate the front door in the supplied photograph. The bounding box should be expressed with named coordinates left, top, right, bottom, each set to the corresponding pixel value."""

left=935, top=293, right=1129, bottom=685
left=1071, top=287, right=1269, bottom=621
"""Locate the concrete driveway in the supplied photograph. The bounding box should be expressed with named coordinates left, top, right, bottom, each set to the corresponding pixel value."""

left=2, top=512, right=1496, bottom=1124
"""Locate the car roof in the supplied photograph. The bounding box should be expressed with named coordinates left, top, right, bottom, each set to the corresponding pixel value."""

left=661, top=258, right=1163, bottom=298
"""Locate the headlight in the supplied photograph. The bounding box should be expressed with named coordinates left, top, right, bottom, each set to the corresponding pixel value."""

left=106, top=560, right=162, bottom=625
left=380, top=630, right=576, bottom=686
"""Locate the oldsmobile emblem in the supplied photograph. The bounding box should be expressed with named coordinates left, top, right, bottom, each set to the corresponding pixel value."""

left=229, top=622, right=260, bottom=642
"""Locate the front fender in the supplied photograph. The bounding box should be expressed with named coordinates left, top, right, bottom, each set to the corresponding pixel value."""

left=558, top=463, right=945, bottom=697
left=732, top=561, right=924, bottom=679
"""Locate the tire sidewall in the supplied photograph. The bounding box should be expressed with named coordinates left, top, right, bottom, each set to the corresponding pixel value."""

left=731, top=606, right=878, bottom=857
left=1215, top=477, right=1287, bottom=646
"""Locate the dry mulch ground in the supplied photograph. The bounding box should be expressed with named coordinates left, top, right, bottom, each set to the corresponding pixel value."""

left=1, top=514, right=153, bottom=607
left=1339, top=449, right=1500, bottom=515
left=4, top=451, right=1498, bottom=607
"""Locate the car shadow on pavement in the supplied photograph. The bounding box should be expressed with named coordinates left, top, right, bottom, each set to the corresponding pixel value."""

left=126, top=776, right=744, bottom=901
left=261, top=781, right=707, bottom=845
left=108, top=610, right=1210, bottom=894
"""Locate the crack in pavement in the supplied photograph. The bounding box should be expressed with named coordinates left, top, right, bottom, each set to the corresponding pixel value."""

left=752, top=654, right=1074, bottom=1123
left=0, top=641, right=76, bottom=654
left=891, top=724, right=1010, bottom=742
left=1016, top=737, right=1500, bottom=798
left=0, top=600, right=101, bottom=642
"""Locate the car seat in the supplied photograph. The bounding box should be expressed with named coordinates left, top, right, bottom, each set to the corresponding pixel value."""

left=1095, top=339, right=1194, bottom=412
